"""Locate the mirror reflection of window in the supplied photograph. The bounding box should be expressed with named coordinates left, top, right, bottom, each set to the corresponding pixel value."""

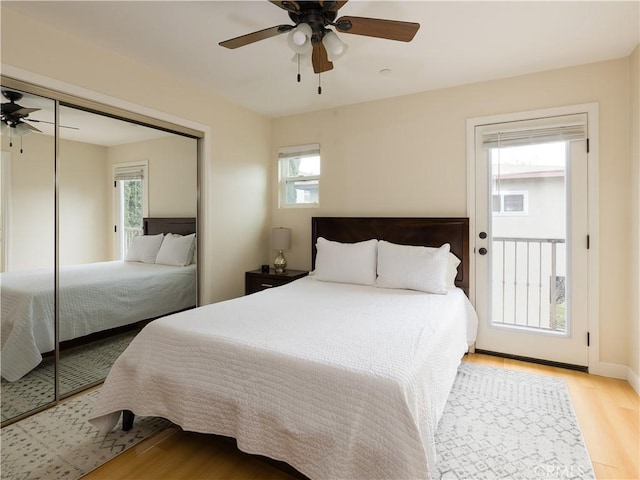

left=113, top=161, right=148, bottom=259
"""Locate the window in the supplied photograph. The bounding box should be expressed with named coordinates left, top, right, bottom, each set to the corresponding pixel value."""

left=278, top=144, right=320, bottom=207
left=113, top=161, right=149, bottom=259
left=492, top=191, right=528, bottom=215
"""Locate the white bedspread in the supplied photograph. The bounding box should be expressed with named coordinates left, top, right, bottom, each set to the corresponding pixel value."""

left=90, top=277, right=478, bottom=479
left=1, top=261, right=196, bottom=382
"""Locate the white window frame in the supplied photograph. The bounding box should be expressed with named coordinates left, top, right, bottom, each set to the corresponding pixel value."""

left=112, top=160, right=149, bottom=259
left=278, top=143, right=320, bottom=208
left=492, top=190, right=529, bottom=215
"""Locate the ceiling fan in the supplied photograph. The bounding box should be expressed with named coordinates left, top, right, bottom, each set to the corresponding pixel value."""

left=1, top=90, right=44, bottom=135
left=2, top=90, right=80, bottom=152
left=219, top=0, right=420, bottom=76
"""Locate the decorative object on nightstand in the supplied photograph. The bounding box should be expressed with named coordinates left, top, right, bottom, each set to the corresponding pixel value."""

left=271, top=227, right=291, bottom=274
left=245, top=269, right=308, bottom=295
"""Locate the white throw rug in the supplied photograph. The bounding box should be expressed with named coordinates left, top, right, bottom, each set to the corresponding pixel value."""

left=0, top=362, right=594, bottom=480
left=0, top=390, right=169, bottom=480
left=434, top=362, right=595, bottom=479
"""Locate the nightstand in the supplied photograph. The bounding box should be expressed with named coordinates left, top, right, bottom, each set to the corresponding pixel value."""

left=245, top=268, right=309, bottom=295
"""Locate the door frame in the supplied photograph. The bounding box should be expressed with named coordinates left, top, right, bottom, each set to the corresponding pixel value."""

left=466, top=103, right=603, bottom=373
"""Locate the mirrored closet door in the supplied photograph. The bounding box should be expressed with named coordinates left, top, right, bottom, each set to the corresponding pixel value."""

left=1, top=79, right=200, bottom=424
left=1, top=88, right=56, bottom=423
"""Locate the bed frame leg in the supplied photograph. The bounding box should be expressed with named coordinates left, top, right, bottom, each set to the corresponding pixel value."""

left=122, top=410, right=135, bottom=431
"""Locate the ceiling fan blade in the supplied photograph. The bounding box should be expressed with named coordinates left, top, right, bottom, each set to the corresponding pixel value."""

left=22, top=122, right=42, bottom=133
left=27, top=118, right=80, bottom=130
left=269, top=1, right=299, bottom=13
left=219, top=25, right=294, bottom=49
left=312, top=42, right=334, bottom=74
left=15, top=107, right=40, bottom=116
left=335, top=16, right=420, bottom=42
left=319, top=0, right=348, bottom=12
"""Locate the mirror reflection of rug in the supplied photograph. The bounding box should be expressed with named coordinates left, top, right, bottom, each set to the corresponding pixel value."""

left=1, top=389, right=169, bottom=480
left=1, top=331, right=137, bottom=422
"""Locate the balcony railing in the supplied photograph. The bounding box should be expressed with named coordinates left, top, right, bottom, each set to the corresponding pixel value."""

left=492, top=236, right=566, bottom=333
left=124, top=227, right=144, bottom=254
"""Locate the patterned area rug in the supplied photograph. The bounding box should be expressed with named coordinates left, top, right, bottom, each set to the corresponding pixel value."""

left=1, top=390, right=170, bottom=480
left=1, top=331, right=137, bottom=422
left=434, top=362, right=595, bottom=479
left=0, top=362, right=594, bottom=480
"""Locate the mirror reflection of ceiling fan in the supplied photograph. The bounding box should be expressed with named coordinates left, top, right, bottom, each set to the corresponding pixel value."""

left=1, top=90, right=79, bottom=152
left=219, top=0, right=420, bottom=92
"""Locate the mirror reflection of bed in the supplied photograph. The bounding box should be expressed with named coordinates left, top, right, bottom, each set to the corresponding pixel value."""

left=0, top=96, right=198, bottom=424
left=1, top=218, right=196, bottom=417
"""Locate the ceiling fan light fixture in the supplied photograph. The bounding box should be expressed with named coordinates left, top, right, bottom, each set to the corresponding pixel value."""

left=12, top=122, right=32, bottom=137
left=287, top=23, right=313, bottom=54
left=322, top=30, right=348, bottom=61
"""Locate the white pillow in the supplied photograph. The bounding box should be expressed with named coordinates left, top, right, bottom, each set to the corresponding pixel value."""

left=428, top=249, right=461, bottom=288
left=155, top=233, right=196, bottom=267
left=314, top=237, right=378, bottom=286
left=125, top=234, right=164, bottom=264
left=376, top=241, right=451, bottom=294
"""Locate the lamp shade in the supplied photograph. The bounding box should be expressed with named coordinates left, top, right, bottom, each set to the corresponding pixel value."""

left=322, top=31, right=348, bottom=61
left=271, top=227, right=291, bottom=251
left=287, top=23, right=313, bottom=54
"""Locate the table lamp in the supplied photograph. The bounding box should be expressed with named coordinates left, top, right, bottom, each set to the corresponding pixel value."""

left=271, top=227, right=291, bottom=274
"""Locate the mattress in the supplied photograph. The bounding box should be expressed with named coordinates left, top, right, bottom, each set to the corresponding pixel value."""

left=89, top=276, right=478, bottom=479
left=1, top=261, right=196, bottom=382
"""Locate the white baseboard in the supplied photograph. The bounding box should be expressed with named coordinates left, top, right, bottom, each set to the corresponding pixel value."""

left=589, top=361, right=628, bottom=379
left=627, top=366, right=640, bottom=395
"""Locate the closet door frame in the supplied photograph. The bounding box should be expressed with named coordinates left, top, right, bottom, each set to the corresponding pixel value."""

left=0, top=73, right=206, bottom=426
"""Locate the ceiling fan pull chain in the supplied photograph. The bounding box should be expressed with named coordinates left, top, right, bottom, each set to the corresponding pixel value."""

left=318, top=74, right=322, bottom=95
left=20, top=136, right=23, bottom=154
left=9, top=129, right=13, bottom=148
left=297, top=54, right=301, bottom=83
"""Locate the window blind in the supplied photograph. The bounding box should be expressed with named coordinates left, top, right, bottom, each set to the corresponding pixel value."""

left=278, top=143, right=320, bottom=161
left=481, top=114, right=587, bottom=149
left=114, top=166, right=144, bottom=181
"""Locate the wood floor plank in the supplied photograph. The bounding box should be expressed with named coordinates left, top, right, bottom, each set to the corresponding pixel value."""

left=83, top=353, right=639, bottom=480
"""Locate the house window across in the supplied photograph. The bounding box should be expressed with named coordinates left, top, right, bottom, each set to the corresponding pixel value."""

left=492, top=191, right=529, bottom=215
left=278, top=144, right=320, bottom=207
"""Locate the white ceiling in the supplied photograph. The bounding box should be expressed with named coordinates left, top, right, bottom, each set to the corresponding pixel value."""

left=4, top=1, right=640, bottom=121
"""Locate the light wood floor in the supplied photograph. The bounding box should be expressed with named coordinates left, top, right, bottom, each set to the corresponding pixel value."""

left=83, top=353, right=639, bottom=479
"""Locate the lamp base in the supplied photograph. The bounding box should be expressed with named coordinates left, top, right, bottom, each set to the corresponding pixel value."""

left=273, top=250, right=287, bottom=274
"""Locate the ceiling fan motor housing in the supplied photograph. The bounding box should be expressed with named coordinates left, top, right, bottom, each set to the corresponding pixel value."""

left=289, top=5, right=337, bottom=43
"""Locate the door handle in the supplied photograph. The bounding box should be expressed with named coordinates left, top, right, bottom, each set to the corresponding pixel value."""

left=479, top=247, right=488, bottom=255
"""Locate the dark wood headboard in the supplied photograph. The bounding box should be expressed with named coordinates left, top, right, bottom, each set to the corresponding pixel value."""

left=143, top=217, right=196, bottom=236
left=311, top=217, right=469, bottom=295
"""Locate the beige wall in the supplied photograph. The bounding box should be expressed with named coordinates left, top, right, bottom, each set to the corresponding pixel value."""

left=59, top=138, right=110, bottom=265
left=272, top=57, right=633, bottom=368
left=1, top=133, right=55, bottom=271
left=1, top=7, right=271, bottom=303
left=1, top=134, right=109, bottom=269
left=107, top=135, right=198, bottom=219
left=630, top=45, right=640, bottom=381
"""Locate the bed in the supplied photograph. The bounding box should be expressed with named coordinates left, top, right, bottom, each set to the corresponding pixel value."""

left=1, top=217, right=197, bottom=382
left=89, top=217, right=478, bottom=479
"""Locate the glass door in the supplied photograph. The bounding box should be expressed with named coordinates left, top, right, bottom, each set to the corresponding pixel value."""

left=474, top=114, right=590, bottom=367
